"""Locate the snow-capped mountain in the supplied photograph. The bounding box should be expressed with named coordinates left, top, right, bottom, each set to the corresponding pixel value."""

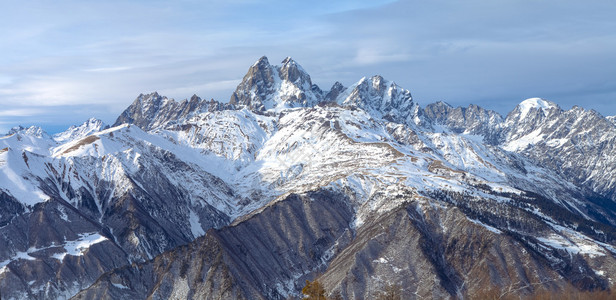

left=230, top=56, right=324, bottom=111
left=2, top=56, right=616, bottom=299
left=52, top=118, right=108, bottom=143
left=113, top=92, right=233, bottom=131
left=336, top=75, right=421, bottom=126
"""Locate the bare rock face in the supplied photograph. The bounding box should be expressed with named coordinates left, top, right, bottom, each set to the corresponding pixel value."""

left=324, top=81, right=347, bottom=103
left=73, top=190, right=354, bottom=300
left=423, top=101, right=503, bottom=143
left=335, top=75, right=421, bottom=126
left=75, top=185, right=616, bottom=300
left=114, top=93, right=232, bottom=131
left=321, top=191, right=616, bottom=299
left=230, top=56, right=324, bottom=111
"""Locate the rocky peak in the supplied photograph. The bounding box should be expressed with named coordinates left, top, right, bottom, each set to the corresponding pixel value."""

left=255, top=55, right=269, bottom=65
left=506, top=98, right=561, bottom=122
left=336, top=75, right=419, bottom=125
left=324, top=81, right=347, bottom=103
left=6, top=125, right=49, bottom=139
left=230, top=56, right=324, bottom=112
left=279, top=56, right=306, bottom=83
left=72, top=118, right=106, bottom=131
left=607, top=115, right=616, bottom=126
left=500, top=98, right=562, bottom=142
left=114, top=92, right=231, bottom=131
left=423, top=101, right=454, bottom=119
left=113, top=92, right=167, bottom=129
left=53, top=118, right=108, bottom=143
left=423, top=102, right=504, bottom=143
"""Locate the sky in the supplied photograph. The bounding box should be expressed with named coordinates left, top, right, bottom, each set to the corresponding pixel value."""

left=1, top=0, right=616, bottom=134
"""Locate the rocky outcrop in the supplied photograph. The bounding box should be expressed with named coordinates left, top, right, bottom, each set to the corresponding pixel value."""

left=113, top=93, right=232, bottom=131
left=229, top=56, right=324, bottom=111
left=423, top=101, right=503, bottom=143
left=336, top=75, right=421, bottom=125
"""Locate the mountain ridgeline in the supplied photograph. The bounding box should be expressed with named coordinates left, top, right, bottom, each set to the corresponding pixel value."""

left=1, top=56, right=616, bottom=299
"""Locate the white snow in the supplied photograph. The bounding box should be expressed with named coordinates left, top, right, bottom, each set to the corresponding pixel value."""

left=58, top=206, right=69, bottom=221
left=546, top=138, right=568, bottom=148
left=0, top=149, right=51, bottom=206
left=467, top=218, right=502, bottom=234
left=169, top=278, right=189, bottom=299
left=0, top=249, right=39, bottom=274
left=53, top=233, right=108, bottom=261
left=53, top=118, right=105, bottom=143
left=0, top=77, right=613, bottom=297
left=189, top=209, right=205, bottom=238
left=537, top=223, right=611, bottom=258
left=537, top=235, right=605, bottom=257
left=517, top=98, right=557, bottom=119
left=111, top=282, right=129, bottom=289
left=503, top=129, right=545, bottom=151
left=374, top=257, right=389, bottom=264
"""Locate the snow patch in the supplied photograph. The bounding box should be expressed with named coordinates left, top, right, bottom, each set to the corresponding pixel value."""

left=58, top=205, right=69, bottom=221
left=53, top=233, right=108, bottom=261
left=374, top=257, right=388, bottom=263
left=169, top=277, right=189, bottom=299
left=503, top=129, right=545, bottom=151
left=517, top=98, right=557, bottom=119
left=467, top=218, right=502, bottom=234
left=189, top=209, right=205, bottom=238
left=537, top=224, right=607, bottom=258
left=0, top=250, right=37, bottom=273
left=111, top=282, right=129, bottom=289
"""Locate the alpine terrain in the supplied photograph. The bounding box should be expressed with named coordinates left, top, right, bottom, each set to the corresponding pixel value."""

left=1, top=56, right=616, bottom=299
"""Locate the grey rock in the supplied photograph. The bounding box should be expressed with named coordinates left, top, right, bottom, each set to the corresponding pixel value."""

left=230, top=56, right=324, bottom=111
left=73, top=190, right=354, bottom=299
left=114, top=93, right=232, bottom=131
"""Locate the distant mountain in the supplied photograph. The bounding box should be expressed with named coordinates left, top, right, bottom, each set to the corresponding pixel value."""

left=1, top=56, right=616, bottom=299
left=53, top=118, right=108, bottom=143
left=113, top=93, right=232, bottom=131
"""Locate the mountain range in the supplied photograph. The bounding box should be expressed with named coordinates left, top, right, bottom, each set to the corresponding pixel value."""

left=1, top=56, right=616, bottom=299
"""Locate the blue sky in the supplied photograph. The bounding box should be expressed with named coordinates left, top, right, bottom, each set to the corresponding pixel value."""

left=1, top=0, right=615, bottom=133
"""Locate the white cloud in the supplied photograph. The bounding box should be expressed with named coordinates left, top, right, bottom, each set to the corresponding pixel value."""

left=0, top=108, right=45, bottom=117
left=354, top=47, right=410, bottom=65
left=85, top=66, right=135, bottom=73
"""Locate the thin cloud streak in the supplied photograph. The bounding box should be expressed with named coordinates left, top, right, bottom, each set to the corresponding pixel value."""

left=0, top=109, right=46, bottom=117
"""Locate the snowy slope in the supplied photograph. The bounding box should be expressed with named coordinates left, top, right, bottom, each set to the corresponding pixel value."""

left=53, top=118, right=107, bottom=143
